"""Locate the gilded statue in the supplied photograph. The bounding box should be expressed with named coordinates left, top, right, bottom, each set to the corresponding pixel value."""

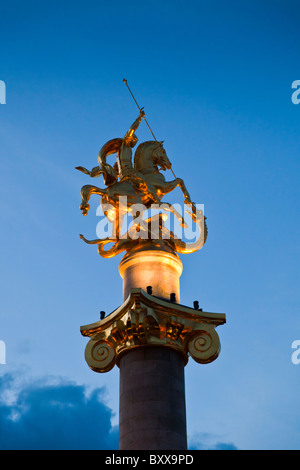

left=76, top=110, right=207, bottom=257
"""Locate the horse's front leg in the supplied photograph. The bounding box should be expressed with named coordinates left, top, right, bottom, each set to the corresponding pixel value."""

left=80, top=184, right=106, bottom=215
left=175, top=178, right=193, bottom=204
left=158, top=178, right=193, bottom=204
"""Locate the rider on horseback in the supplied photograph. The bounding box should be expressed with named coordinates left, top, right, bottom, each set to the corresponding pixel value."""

left=117, top=108, right=144, bottom=179
left=96, top=109, right=161, bottom=204
left=76, top=110, right=145, bottom=186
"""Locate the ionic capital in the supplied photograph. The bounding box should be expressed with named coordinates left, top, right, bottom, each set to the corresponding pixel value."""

left=80, top=289, right=226, bottom=373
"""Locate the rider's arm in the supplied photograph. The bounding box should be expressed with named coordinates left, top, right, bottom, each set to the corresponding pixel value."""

left=123, top=109, right=145, bottom=144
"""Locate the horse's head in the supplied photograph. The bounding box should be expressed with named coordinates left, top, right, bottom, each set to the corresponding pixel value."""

left=152, top=141, right=172, bottom=171
left=134, top=140, right=172, bottom=173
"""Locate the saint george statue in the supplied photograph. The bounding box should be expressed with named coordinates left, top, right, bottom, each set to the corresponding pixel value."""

left=76, top=110, right=207, bottom=257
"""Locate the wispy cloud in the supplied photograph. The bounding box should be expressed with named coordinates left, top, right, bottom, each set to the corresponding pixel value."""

left=188, top=432, right=238, bottom=450
left=0, top=372, right=118, bottom=450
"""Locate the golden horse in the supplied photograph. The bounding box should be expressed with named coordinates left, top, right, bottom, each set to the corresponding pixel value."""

left=76, top=140, right=207, bottom=257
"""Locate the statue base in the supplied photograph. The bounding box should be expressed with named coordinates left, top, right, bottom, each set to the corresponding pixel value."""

left=119, top=244, right=183, bottom=303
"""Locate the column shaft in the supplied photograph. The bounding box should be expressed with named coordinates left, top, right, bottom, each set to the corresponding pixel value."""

left=119, top=346, right=187, bottom=450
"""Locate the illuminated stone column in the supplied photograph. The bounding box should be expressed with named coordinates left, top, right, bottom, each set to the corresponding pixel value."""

left=119, top=347, right=187, bottom=450
left=118, top=247, right=186, bottom=448
left=80, top=248, right=226, bottom=450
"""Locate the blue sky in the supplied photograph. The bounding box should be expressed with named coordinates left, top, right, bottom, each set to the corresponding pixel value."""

left=0, top=0, right=299, bottom=450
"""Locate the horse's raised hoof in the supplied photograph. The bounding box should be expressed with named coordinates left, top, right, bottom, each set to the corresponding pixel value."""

left=80, top=203, right=90, bottom=216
